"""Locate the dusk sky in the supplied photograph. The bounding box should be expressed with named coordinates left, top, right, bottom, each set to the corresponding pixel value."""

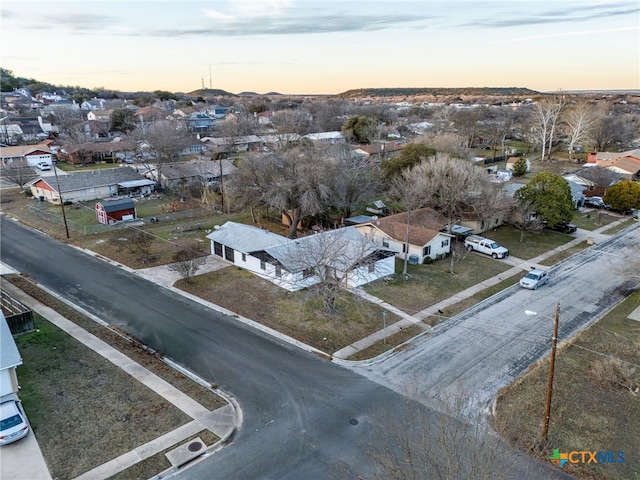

left=2, top=0, right=639, bottom=95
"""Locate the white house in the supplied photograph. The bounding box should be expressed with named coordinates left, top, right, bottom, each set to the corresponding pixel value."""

left=1, top=312, right=23, bottom=399
left=206, top=222, right=395, bottom=291
left=355, top=208, right=455, bottom=264
left=0, top=144, right=52, bottom=167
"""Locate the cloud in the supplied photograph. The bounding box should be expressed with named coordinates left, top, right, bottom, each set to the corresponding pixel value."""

left=149, top=11, right=429, bottom=37
left=492, top=25, right=639, bottom=44
left=26, top=12, right=118, bottom=32
left=464, top=1, right=639, bottom=28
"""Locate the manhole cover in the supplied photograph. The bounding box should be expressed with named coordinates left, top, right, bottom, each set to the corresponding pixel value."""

left=349, top=418, right=359, bottom=426
left=188, top=441, right=203, bottom=452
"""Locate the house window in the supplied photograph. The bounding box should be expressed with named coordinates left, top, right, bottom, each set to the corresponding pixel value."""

left=423, top=245, right=431, bottom=257
left=402, top=244, right=407, bottom=253
left=260, top=259, right=266, bottom=270
left=241, top=253, right=246, bottom=262
left=275, top=265, right=282, bottom=277
left=382, top=238, right=389, bottom=248
left=441, top=239, right=449, bottom=248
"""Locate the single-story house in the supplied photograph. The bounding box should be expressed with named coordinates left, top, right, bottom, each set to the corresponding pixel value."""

left=1, top=312, right=23, bottom=398
left=0, top=144, right=52, bottom=167
left=149, top=159, right=236, bottom=190
left=302, top=131, right=345, bottom=144
left=30, top=167, right=155, bottom=204
left=96, top=198, right=137, bottom=224
left=354, top=208, right=455, bottom=264
left=596, top=156, right=640, bottom=181
left=206, top=222, right=395, bottom=291
left=59, top=141, right=134, bottom=165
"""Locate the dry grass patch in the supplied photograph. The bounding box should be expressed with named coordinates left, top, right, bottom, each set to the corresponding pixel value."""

left=107, top=430, right=220, bottom=480
left=364, top=256, right=511, bottom=315
left=176, top=267, right=400, bottom=353
left=347, top=324, right=426, bottom=361
left=494, top=290, right=640, bottom=480
left=16, top=314, right=191, bottom=480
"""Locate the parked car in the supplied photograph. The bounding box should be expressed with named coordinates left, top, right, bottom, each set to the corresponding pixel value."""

left=0, top=398, right=30, bottom=445
left=546, top=221, right=577, bottom=234
left=36, top=162, right=51, bottom=171
left=519, top=269, right=549, bottom=290
left=584, top=196, right=608, bottom=209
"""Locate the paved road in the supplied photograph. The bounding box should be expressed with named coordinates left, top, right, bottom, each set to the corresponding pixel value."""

left=0, top=215, right=604, bottom=479
left=354, top=223, right=640, bottom=412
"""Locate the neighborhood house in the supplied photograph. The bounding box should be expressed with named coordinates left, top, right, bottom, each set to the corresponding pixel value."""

left=206, top=222, right=395, bottom=291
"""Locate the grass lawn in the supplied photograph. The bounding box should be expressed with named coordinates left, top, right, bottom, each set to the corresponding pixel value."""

left=484, top=225, right=573, bottom=260
left=538, top=242, right=589, bottom=267
left=571, top=210, right=621, bottom=231
left=363, top=255, right=512, bottom=317
left=176, top=267, right=402, bottom=354
left=15, top=314, right=191, bottom=480
left=493, top=289, right=640, bottom=480
left=347, top=324, right=426, bottom=361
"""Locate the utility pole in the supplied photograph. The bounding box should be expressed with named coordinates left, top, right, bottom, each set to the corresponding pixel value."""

left=52, top=161, right=70, bottom=239
left=542, top=302, right=560, bottom=441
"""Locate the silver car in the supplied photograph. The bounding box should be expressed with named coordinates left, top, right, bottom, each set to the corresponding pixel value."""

left=0, top=399, right=30, bottom=445
left=519, top=269, right=549, bottom=290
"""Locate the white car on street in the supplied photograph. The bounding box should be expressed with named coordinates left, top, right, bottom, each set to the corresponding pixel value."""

left=519, top=269, right=549, bottom=290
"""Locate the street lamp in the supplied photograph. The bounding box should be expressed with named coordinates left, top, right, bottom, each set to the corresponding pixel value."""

left=525, top=302, right=560, bottom=442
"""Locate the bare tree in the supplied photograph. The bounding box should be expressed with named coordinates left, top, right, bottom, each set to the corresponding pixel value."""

left=412, top=153, right=491, bottom=237
left=168, top=245, right=207, bottom=284
left=143, top=120, right=190, bottom=188
left=450, top=108, right=484, bottom=151
left=279, top=228, right=387, bottom=313
left=510, top=196, right=544, bottom=243
left=563, top=101, right=596, bottom=160
left=228, top=145, right=334, bottom=238
left=1, top=160, right=37, bottom=191
left=529, top=96, right=564, bottom=161
left=387, top=169, right=427, bottom=278
left=448, top=239, right=472, bottom=274
left=357, top=389, right=530, bottom=480
left=589, top=114, right=635, bottom=151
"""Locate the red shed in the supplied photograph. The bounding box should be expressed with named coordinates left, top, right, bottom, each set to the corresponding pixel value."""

left=96, top=198, right=136, bottom=225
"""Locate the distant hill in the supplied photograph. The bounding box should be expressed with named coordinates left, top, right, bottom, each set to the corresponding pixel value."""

left=187, top=88, right=236, bottom=97
left=336, top=87, right=540, bottom=98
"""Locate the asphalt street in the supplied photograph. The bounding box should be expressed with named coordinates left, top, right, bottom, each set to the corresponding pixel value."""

left=354, top=223, right=640, bottom=412
left=0, top=214, right=619, bottom=479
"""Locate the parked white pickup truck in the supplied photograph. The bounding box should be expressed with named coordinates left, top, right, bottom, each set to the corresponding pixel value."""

left=464, top=235, right=509, bottom=259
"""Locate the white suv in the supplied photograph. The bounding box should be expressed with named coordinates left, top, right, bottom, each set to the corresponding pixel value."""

left=519, top=269, right=549, bottom=290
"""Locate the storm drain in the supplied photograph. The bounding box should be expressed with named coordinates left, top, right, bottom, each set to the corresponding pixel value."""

left=166, top=437, right=207, bottom=467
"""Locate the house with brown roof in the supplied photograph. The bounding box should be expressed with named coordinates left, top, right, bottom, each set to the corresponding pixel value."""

left=0, top=144, right=52, bottom=167
left=354, top=208, right=454, bottom=264
left=596, top=156, right=640, bottom=181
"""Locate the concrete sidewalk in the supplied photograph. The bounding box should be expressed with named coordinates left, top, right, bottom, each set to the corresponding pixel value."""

left=333, top=217, right=631, bottom=359
left=0, top=279, right=238, bottom=480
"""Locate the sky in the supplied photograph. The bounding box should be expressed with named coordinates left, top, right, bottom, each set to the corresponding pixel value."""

left=1, top=0, right=639, bottom=95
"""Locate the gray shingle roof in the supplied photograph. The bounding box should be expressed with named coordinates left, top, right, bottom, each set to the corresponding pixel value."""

left=1, top=312, right=22, bottom=370
left=42, top=167, right=149, bottom=193
left=206, top=222, right=288, bottom=253
left=98, top=198, right=135, bottom=212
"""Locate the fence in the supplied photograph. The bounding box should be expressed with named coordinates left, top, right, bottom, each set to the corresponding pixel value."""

left=1, top=290, right=35, bottom=334
left=27, top=204, right=216, bottom=235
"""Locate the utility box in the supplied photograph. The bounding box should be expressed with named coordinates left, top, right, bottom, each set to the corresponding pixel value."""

left=408, top=255, right=419, bottom=265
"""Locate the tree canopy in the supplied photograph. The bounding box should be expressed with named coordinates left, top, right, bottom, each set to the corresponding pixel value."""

left=603, top=181, right=640, bottom=211
left=342, top=115, right=376, bottom=144
left=515, top=172, right=574, bottom=226
left=381, top=142, right=435, bottom=179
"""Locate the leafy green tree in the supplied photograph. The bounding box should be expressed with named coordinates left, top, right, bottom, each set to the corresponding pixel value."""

left=109, top=107, right=136, bottom=132
left=516, top=172, right=573, bottom=226
left=381, top=142, right=435, bottom=179
left=153, top=90, right=177, bottom=101
left=342, top=115, right=376, bottom=144
left=511, top=157, right=529, bottom=177
left=603, top=181, right=640, bottom=212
